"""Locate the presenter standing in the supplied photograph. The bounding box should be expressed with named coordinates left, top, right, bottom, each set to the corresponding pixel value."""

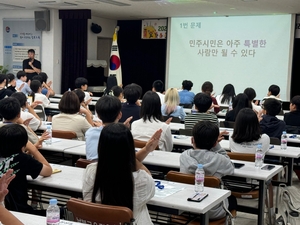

left=22, top=49, right=41, bottom=81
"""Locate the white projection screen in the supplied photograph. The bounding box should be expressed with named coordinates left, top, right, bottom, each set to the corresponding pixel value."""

left=167, top=15, right=295, bottom=101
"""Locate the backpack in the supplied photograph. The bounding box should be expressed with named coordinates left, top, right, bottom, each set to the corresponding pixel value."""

left=277, top=184, right=300, bottom=225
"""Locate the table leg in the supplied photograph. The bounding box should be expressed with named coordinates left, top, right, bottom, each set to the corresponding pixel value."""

left=199, top=213, right=209, bottom=225
left=286, top=158, right=294, bottom=186
left=257, top=180, right=266, bottom=225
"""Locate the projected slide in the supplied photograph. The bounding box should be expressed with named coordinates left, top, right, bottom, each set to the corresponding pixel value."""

left=168, top=15, right=293, bottom=100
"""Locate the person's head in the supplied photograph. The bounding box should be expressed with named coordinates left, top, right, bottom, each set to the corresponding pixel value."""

left=11, top=92, right=27, bottom=108
left=192, top=121, right=219, bottom=150
left=123, top=84, right=142, bottom=104
left=92, top=123, right=136, bottom=210
left=73, top=89, right=85, bottom=104
left=232, top=108, right=261, bottom=143
left=104, top=76, right=118, bottom=95
left=59, top=91, right=80, bottom=114
left=30, top=80, right=42, bottom=94
left=152, top=80, right=164, bottom=93
left=7, top=73, right=16, bottom=86
left=231, top=93, right=251, bottom=120
left=39, top=72, right=48, bottom=83
left=244, top=87, right=256, bottom=102
left=262, top=98, right=281, bottom=116
left=75, top=77, right=88, bottom=91
left=0, top=97, right=21, bottom=121
left=182, top=80, right=193, bottom=91
left=0, top=124, right=28, bottom=157
left=27, top=49, right=35, bottom=59
left=0, top=74, right=8, bottom=87
left=164, top=88, right=180, bottom=114
left=95, top=95, right=122, bottom=124
left=268, top=85, right=280, bottom=97
left=32, top=75, right=43, bottom=83
left=193, top=92, right=212, bottom=112
left=110, top=86, right=124, bottom=100
left=201, top=81, right=213, bottom=95
left=221, top=84, right=236, bottom=104
left=141, top=91, right=162, bottom=122
left=16, top=71, right=27, bottom=81
left=290, top=95, right=300, bottom=112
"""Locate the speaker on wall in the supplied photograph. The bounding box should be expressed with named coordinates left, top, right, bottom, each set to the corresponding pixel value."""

left=34, top=10, right=50, bottom=31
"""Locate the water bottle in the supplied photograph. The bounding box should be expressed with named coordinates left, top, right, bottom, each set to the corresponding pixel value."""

left=281, top=131, right=287, bottom=150
left=255, top=144, right=263, bottom=167
left=45, top=125, right=52, bottom=145
left=195, top=164, right=205, bottom=192
left=46, top=199, right=60, bottom=225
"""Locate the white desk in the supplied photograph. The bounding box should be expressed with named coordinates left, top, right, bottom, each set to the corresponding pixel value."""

left=41, top=138, right=85, bottom=153
left=64, top=145, right=86, bottom=156
left=183, top=108, right=192, bottom=114
left=11, top=211, right=86, bottom=225
left=169, top=122, right=184, bottom=131
left=44, top=103, right=59, bottom=110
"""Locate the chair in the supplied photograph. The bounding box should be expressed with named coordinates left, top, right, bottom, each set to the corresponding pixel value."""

left=35, top=104, right=47, bottom=121
left=227, top=152, right=255, bottom=162
left=179, top=103, right=193, bottom=109
left=270, top=137, right=281, bottom=145
left=162, top=116, right=181, bottom=123
left=67, top=198, right=134, bottom=225
left=179, top=128, right=192, bottom=136
left=134, top=139, right=159, bottom=150
left=75, top=158, right=96, bottom=168
left=166, top=171, right=236, bottom=225
left=52, top=130, right=77, bottom=139
left=222, top=121, right=235, bottom=128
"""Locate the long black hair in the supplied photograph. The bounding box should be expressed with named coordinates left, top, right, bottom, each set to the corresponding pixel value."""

left=221, top=84, right=236, bottom=104
left=140, top=91, right=162, bottom=122
left=231, top=93, right=251, bottom=121
left=91, top=123, right=136, bottom=210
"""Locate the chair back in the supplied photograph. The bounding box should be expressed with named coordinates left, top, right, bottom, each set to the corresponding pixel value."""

left=52, top=130, right=77, bottom=139
left=270, top=137, right=281, bottom=145
left=162, top=116, right=181, bottom=124
left=166, top=171, right=220, bottom=188
left=67, top=198, right=134, bottom=225
left=179, top=129, right=192, bottom=136
left=179, top=103, right=193, bottom=109
left=227, top=152, right=255, bottom=162
left=35, top=104, right=47, bottom=121
left=76, top=158, right=96, bottom=168
left=223, top=121, right=235, bottom=128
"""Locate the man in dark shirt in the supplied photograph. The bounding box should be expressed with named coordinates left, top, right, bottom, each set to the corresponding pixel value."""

left=22, top=49, right=41, bottom=81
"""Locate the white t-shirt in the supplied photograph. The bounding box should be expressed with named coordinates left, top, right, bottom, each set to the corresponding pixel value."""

left=229, top=133, right=270, bottom=155
left=251, top=102, right=262, bottom=113
left=84, top=91, right=91, bottom=104
left=131, top=117, right=173, bottom=151
left=215, top=95, right=232, bottom=106
left=82, top=163, right=155, bottom=225
left=20, top=110, right=41, bottom=131
left=156, top=92, right=165, bottom=105
left=34, top=93, right=50, bottom=107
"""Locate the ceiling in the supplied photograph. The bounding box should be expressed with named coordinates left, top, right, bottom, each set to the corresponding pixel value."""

left=0, top=0, right=299, bottom=20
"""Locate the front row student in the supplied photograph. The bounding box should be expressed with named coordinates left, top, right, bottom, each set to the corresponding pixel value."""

left=0, top=124, right=52, bottom=214
left=83, top=123, right=160, bottom=224
left=180, top=121, right=236, bottom=220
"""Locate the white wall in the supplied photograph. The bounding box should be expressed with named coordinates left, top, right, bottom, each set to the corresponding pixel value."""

left=87, top=16, right=117, bottom=59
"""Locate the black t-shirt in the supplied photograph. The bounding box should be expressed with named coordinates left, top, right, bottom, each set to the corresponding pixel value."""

left=119, top=103, right=141, bottom=124
left=0, top=88, right=14, bottom=100
left=22, top=58, right=41, bottom=81
left=2, top=153, right=43, bottom=213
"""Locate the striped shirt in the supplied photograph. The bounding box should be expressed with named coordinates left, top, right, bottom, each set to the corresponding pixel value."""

left=184, top=112, right=219, bottom=130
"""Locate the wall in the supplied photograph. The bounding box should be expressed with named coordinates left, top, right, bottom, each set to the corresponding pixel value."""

left=0, top=9, right=62, bottom=94
left=87, top=16, right=117, bottom=60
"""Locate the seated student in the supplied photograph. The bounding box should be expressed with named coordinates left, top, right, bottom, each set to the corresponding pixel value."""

left=216, top=84, right=236, bottom=106
left=230, top=108, right=270, bottom=154
left=110, top=85, right=124, bottom=102
left=284, top=95, right=300, bottom=127
left=152, top=80, right=165, bottom=105
left=11, top=92, right=42, bottom=131
left=16, top=71, right=31, bottom=96
left=30, top=80, right=50, bottom=107
left=131, top=91, right=173, bottom=151
left=259, top=98, right=285, bottom=139
left=179, top=80, right=195, bottom=105
left=180, top=121, right=235, bottom=220
left=73, top=89, right=93, bottom=119
left=83, top=123, right=158, bottom=224
left=6, top=73, right=18, bottom=93
left=0, top=74, right=13, bottom=100
left=184, top=93, right=218, bottom=130
left=0, top=169, right=24, bottom=225
left=0, top=97, right=47, bottom=148
left=161, top=88, right=186, bottom=121
left=244, top=87, right=261, bottom=113
left=225, top=93, right=252, bottom=122
left=52, top=91, right=93, bottom=141
left=74, top=77, right=93, bottom=105
left=32, top=73, right=55, bottom=97
left=103, top=75, right=118, bottom=96
left=201, top=81, right=220, bottom=114
left=0, top=124, right=52, bottom=214
left=262, top=84, right=282, bottom=103
left=119, top=83, right=142, bottom=124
